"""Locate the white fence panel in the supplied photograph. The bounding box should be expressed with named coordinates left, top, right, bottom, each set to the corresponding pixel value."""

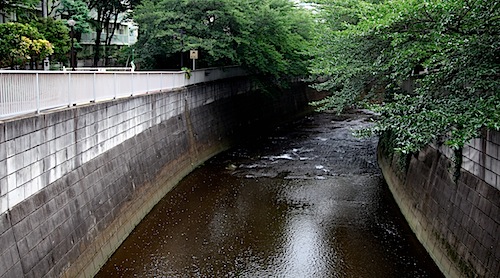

left=0, top=66, right=246, bottom=119
left=162, top=72, right=179, bottom=90
left=94, top=73, right=116, bottom=102
left=189, top=71, right=204, bottom=85
left=38, top=73, right=69, bottom=110
left=0, top=73, right=37, bottom=117
left=147, top=73, right=165, bottom=92
left=173, top=73, right=184, bottom=89
left=115, top=73, right=133, bottom=98
left=132, top=74, right=149, bottom=95
left=70, top=74, right=95, bottom=104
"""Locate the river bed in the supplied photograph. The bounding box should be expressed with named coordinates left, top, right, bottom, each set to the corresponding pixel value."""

left=96, top=111, right=443, bottom=277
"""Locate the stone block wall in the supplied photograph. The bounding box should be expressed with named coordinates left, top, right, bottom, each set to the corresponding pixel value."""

left=462, top=131, right=500, bottom=190
left=379, top=132, right=500, bottom=278
left=0, top=78, right=310, bottom=278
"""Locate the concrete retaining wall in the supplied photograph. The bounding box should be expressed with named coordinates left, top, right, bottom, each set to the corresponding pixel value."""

left=0, top=78, right=311, bottom=278
left=378, top=132, right=500, bottom=277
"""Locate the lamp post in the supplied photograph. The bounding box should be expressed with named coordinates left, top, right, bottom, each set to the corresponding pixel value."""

left=67, top=19, right=76, bottom=71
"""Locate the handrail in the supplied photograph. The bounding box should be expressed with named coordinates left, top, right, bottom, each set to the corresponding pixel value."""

left=0, top=66, right=246, bottom=120
left=64, top=67, right=134, bottom=72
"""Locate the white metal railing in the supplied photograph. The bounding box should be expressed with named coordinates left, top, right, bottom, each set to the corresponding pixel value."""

left=0, top=66, right=246, bottom=120
left=65, top=67, right=134, bottom=72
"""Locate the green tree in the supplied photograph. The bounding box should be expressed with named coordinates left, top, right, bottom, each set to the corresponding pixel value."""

left=134, top=0, right=240, bottom=69
left=310, top=0, right=500, bottom=153
left=0, top=22, right=53, bottom=68
left=21, top=35, right=54, bottom=68
left=236, top=0, right=314, bottom=79
left=33, top=18, right=71, bottom=63
left=134, top=0, right=313, bottom=80
left=58, top=0, right=91, bottom=33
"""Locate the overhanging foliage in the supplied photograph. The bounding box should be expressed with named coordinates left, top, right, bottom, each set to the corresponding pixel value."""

left=310, top=0, right=500, bottom=154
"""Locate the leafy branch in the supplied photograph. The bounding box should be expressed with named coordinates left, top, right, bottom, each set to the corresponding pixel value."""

left=310, top=0, right=500, bottom=154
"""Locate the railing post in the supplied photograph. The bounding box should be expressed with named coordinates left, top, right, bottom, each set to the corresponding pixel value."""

left=68, top=72, right=71, bottom=106
left=114, top=73, right=117, bottom=99
left=93, top=72, right=96, bottom=102
left=160, top=73, right=163, bottom=92
left=36, top=73, right=40, bottom=114
left=131, top=72, right=134, bottom=96
left=147, top=72, right=149, bottom=93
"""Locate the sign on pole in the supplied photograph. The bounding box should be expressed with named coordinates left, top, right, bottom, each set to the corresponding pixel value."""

left=190, top=50, right=198, bottom=59
left=190, top=50, right=198, bottom=70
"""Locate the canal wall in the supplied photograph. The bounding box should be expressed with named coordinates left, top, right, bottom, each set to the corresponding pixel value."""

left=378, top=131, right=500, bottom=277
left=0, top=77, right=312, bottom=278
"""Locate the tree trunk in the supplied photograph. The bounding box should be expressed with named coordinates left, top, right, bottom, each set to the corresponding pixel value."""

left=93, top=28, right=102, bottom=66
left=104, top=12, right=119, bottom=66
left=93, top=10, right=103, bottom=67
left=42, top=0, right=47, bottom=18
left=103, top=16, right=110, bottom=66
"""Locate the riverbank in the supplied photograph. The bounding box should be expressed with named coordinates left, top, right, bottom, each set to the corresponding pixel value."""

left=379, top=133, right=500, bottom=277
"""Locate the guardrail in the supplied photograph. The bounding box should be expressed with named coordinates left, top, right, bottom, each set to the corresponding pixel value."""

left=0, top=66, right=246, bottom=120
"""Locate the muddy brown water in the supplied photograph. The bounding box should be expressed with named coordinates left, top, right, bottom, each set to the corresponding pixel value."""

left=96, top=111, right=444, bottom=277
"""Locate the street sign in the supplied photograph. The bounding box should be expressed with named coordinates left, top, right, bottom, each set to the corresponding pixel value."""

left=190, top=50, right=198, bottom=59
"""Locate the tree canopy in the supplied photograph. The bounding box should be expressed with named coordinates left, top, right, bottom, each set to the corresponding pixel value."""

left=0, top=22, right=53, bottom=68
left=310, top=0, right=500, bottom=153
left=32, top=18, right=71, bottom=63
left=58, top=0, right=91, bottom=34
left=134, top=0, right=313, bottom=79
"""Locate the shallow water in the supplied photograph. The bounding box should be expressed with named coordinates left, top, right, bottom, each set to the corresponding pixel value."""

left=96, top=111, right=443, bottom=278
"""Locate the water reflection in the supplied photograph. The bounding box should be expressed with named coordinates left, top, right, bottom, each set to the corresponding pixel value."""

left=280, top=214, right=329, bottom=277
left=96, top=111, right=443, bottom=278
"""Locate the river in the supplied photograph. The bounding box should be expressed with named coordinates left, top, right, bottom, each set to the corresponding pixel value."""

left=96, top=111, right=443, bottom=277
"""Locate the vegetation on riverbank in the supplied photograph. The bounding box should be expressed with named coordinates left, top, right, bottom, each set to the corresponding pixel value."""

left=309, top=0, right=500, bottom=154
